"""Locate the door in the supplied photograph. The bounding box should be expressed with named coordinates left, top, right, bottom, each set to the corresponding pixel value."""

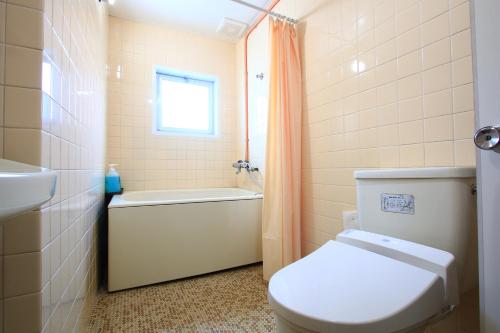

left=471, top=1, right=500, bottom=332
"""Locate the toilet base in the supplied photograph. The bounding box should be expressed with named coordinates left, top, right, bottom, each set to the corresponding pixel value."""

left=275, top=314, right=428, bottom=333
left=276, top=315, right=314, bottom=333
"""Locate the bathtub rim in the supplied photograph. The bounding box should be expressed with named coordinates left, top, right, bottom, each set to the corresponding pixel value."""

left=108, top=187, right=263, bottom=209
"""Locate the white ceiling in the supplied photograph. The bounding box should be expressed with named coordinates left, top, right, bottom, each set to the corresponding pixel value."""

left=108, top=0, right=271, bottom=41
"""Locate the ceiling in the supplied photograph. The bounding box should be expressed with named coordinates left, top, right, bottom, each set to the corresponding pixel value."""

left=108, top=0, right=271, bottom=41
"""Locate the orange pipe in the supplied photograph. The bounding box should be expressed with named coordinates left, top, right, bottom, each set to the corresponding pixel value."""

left=243, top=0, right=282, bottom=161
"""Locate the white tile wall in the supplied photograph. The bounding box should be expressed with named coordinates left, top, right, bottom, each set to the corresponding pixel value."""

left=40, top=0, right=108, bottom=330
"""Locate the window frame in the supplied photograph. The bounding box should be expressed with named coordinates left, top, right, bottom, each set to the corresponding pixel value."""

left=154, top=67, right=218, bottom=137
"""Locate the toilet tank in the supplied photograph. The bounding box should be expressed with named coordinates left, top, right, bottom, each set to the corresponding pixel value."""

left=355, top=167, right=476, bottom=291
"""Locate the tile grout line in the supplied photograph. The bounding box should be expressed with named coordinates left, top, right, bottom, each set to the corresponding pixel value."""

left=2, top=1, right=6, bottom=330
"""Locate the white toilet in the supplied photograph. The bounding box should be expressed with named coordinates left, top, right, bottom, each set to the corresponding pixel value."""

left=268, top=167, right=476, bottom=333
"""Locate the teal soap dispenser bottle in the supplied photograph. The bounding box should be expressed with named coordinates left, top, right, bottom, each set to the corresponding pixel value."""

left=105, top=164, right=122, bottom=193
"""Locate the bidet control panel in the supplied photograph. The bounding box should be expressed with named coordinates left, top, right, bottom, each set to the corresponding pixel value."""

left=381, top=193, right=415, bottom=214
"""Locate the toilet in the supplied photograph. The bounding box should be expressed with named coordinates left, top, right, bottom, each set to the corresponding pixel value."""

left=268, top=167, right=476, bottom=333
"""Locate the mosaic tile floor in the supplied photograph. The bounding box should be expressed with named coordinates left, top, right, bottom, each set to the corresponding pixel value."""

left=87, top=264, right=277, bottom=333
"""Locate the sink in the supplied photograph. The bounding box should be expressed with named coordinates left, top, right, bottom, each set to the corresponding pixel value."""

left=0, top=159, right=57, bottom=221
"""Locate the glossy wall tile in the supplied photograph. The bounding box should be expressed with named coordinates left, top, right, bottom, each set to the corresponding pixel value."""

left=106, top=17, right=239, bottom=191
left=239, top=0, right=477, bottom=331
left=0, top=0, right=108, bottom=332
left=241, top=0, right=475, bottom=254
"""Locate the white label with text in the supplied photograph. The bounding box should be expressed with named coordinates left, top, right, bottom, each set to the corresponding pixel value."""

left=381, top=193, right=415, bottom=214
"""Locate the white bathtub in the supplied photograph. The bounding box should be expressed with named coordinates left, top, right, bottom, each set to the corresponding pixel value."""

left=108, top=188, right=263, bottom=291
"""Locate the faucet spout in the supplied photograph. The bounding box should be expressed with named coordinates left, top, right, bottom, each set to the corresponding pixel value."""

left=232, top=160, right=258, bottom=174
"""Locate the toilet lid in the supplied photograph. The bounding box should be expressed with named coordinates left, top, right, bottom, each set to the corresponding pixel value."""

left=268, top=241, right=445, bottom=333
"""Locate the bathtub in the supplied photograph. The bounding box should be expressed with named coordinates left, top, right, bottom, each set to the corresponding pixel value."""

left=107, top=188, right=263, bottom=291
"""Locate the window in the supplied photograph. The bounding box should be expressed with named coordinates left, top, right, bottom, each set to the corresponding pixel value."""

left=154, top=68, right=217, bottom=136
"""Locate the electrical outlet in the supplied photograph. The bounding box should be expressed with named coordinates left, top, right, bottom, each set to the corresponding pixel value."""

left=342, top=210, right=359, bottom=230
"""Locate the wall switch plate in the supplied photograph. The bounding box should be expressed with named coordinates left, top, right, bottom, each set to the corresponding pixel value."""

left=342, top=210, right=359, bottom=230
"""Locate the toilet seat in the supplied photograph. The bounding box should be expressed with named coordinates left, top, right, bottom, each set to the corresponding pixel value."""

left=268, top=241, right=446, bottom=333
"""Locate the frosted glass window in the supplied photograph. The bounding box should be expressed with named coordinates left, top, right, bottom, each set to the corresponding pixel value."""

left=155, top=70, right=216, bottom=135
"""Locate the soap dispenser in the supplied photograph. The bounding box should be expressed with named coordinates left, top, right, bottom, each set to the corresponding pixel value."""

left=105, top=164, right=122, bottom=194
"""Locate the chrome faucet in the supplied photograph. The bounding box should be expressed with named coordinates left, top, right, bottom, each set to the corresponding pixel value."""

left=232, top=160, right=259, bottom=174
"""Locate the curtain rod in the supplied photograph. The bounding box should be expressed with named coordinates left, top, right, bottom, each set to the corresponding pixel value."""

left=230, top=0, right=298, bottom=24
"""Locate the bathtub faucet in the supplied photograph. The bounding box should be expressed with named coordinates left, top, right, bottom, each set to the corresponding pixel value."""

left=232, top=160, right=259, bottom=174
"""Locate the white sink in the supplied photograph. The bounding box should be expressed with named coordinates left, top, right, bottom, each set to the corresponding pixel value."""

left=0, top=159, right=57, bottom=221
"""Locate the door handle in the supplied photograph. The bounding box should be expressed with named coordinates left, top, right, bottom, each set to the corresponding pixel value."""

left=474, top=126, right=500, bottom=150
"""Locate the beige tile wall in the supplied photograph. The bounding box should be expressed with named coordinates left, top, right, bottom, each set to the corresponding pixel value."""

left=0, top=0, right=45, bottom=331
left=243, top=0, right=475, bottom=253
left=234, top=34, right=266, bottom=192
left=0, top=0, right=108, bottom=332
left=299, top=0, right=475, bottom=255
left=106, top=17, right=239, bottom=191
left=242, top=0, right=477, bottom=331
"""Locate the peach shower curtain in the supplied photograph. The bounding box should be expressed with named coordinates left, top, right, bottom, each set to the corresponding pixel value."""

left=262, top=18, right=302, bottom=281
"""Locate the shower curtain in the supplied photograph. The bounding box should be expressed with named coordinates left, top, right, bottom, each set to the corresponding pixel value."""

left=262, top=18, right=302, bottom=281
